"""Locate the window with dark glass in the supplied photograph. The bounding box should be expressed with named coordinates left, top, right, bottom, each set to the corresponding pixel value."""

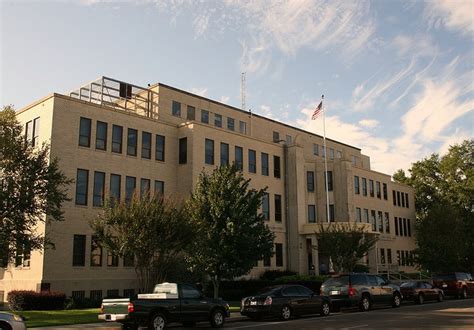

left=248, top=149, right=256, bottom=173
left=187, top=105, right=195, bottom=120
left=362, top=178, right=367, bottom=196
left=155, top=135, right=165, bottom=161
left=201, top=110, right=209, bottom=124
left=141, top=132, right=152, bottom=159
left=380, top=248, right=386, bottom=264
left=327, top=204, right=335, bottom=222
left=33, top=117, right=40, bottom=146
left=329, top=148, right=335, bottom=160
left=112, top=125, right=123, bottom=153
left=261, top=153, right=269, bottom=176
left=397, top=191, right=401, bottom=206
left=405, top=193, right=409, bottom=208
left=378, top=211, right=383, bottom=233
left=274, top=156, right=281, bottom=178
left=313, top=144, right=319, bottom=156
left=140, top=178, right=150, bottom=197
left=369, top=180, right=374, bottom=197
left=399, top=218, right=404, bottom=236
left=407, top=219, right=411, bottom=236
left=393, top=190, right=397, bottom=205
left=25, top=120, right=33, bottom=145
left=307, top=171, right=315, bottom=192
left=90, top=290, right=102, bottom=301
left=79, top=117, right=91, bottom=147
left=73, top=234, right=86, bottom=266
left=179, top=137, right=187, bottom=164
left=215, top=114, right=222, bottom=127
left=371, top=210, right=376, bottom=231
left=354, top=176, right=360, bottom=194
left=376, top=181, right=381, bottom=199
left=325, top=171, right=333, bottom=191
left=235, top=146, right=243, bottom=170
left=93, top=171, right=105, bottom=207
left=356, top=207, right=361, bottom=222
left=107, top=250, right=119, bottom=267
left=273, top=131, right=280, bottom=142
left=275, top=243, right=283, bottom=267
left=385, top=212, right=390, bottom=233
left=127, top=128, right=137, bottom=156
left=387, top=248, right=392, bottom=264
left=95, top=121, right=107, bottom=150
left=395, top=217, right=399, bottom=235
left=275, top=194, right=282, bottom=222
left=363, top=208, right=369, bottom=223
left=154, top=180, right=164, bottom=195
left=308, top=205, right=316, bottom=223
left=75, top=169, right=89, bottom=206
left=220, top=143, right=229, bottom=166
left=172, top=100, right=181, bottom=117
left=227, top=117, right=234, bottom=131
left=90, top=236, right=102, bottom=267
left=205, top=139, right=214, bottom=165
left=239, top=121, right=247, bottom=134
left=125, top=176, right=136, bottom=204
left=262, top=193, right=270, bottom=220
left=383, top=183, right=388, bottom=200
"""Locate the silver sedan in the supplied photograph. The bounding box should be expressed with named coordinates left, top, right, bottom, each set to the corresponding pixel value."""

left=0, top=311, right=27, bottom=330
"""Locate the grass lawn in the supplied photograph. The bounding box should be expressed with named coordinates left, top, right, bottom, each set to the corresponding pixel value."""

left=19, top=308, right=102, bottom=328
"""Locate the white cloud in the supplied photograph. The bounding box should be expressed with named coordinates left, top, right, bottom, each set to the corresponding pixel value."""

left=423, top=0, right=474, bottom=36
left=359, top=119, right=379, bottom=128
left=190, top=87, right=208, bottom=97
left=391, top=34, right=438, bottom=59
left=220, top=96, right=230, bottom=104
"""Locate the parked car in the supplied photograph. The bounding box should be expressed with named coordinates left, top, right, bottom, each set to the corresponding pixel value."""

left=99, top=282, right=230, bottom=329
left=240, top=284, right=331, bottom=321
left=320, top=273, right=402, bottom=312
left=0, top=312, right=27, bottom=330
left=432, top=273, right=474, bottom=299
left=400, top=281, right=444, bottom=304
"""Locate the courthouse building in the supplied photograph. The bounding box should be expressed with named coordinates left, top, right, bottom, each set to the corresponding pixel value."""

left=1, top=77, right=416, bottom=302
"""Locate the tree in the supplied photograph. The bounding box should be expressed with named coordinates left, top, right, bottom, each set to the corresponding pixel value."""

left=314, top=223, right=377, bottom=273
left=0, top=106, right=71, bottom=265
left=90, top=193, right=195, bottom=293
left=186, top=165, right=275, bottom=298
left=393, top=140, right=474, bottom=273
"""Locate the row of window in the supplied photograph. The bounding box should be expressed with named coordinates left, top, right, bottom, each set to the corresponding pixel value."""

left=25, top=117, right=40, bottom=147
left=75, top=169, right=164, bottom=206
left=379, top=248, right=393, bottom=265
left=261, top=193, right=283, bottom=222
left=172, top=101, right=248, bottom=134
left=262, top=243, right=284, bottom=267
left=311, top=143, right=343, bottom=160
left=1, top=242, right=32, bottom=269
left=72, top=234, right=134, bottom=267
left=393, top=190, right=410, bottom=208
left=394, top=217, right=412, bottom=237
left=203, top=139, right=281, bottom=177
left=379, top=249, right=415, bottom=266
left=72, top=288, right=135, bottom=301
left=307, top=204, right=335, bottom=223
left=306, top=171, right=334, bottom=192
left=79, top=117, right=166, bottom=161
left=355, top=208, right=391, bottom=234
left=354, top=176, right=388, bottom=200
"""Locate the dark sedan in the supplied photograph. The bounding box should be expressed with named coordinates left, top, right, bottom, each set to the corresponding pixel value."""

left=240, top=284, right=331, bottom=321
left=400, top=281, right=444, bottom=304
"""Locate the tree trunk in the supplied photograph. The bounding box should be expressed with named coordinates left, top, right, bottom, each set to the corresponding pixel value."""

left=212, top=276, right=220, bottom=299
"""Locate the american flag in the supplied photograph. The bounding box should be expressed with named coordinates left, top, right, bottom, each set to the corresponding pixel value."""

left=312, top=100, right=323, bottom=120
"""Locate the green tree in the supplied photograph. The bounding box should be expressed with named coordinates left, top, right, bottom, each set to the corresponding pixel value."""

left=90, top=193, right=195, bottom=293
left=393, top=140, right=474, bottom=273
left=186, top=165, right=275, bottom=298
left=314, top=223, right=378, bottom=273
left=0, top=106, right=71, bottom=264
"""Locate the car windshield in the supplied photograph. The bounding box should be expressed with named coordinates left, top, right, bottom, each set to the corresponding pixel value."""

left=401, top=282, right=417, bottom=288
left=323, top=276, right=349, bottom=286
left=257, top=287, right=281, bottom=296
left=433, top=274, right=456, bottom=281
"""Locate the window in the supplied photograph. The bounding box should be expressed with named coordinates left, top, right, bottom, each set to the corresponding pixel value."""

left=205, top=139, right=214, bottom=165
left=371, top=210, right=376, bottom=231
left=107, top=289, right=119, bottom=298
left=362, top=178, right=367, bottom=196
left=181, top=284, right=201, bottom=299
left=356, top=207, right=361, bottom=223
left=313, top=144, right=319, bottom=156
left=107, top=250, right=118, bottom=267
left=214, top=113, right=222, bottom=127
left=179, top=137, right=187, bottom=164
left=72, top=291, right=85, bottom=300
left=376, top=181, right=381, bottom=199
left=393, top=190, right=397, bottom=206
left=363, top=209, right=369, bottom=223
left=286, top=135, right=292, bottom=144
left=112, top=125, right=123, bottom=153
left=384, top=212, right=390, bottom=233
left=73, top=235, right=86, bottom=266
left=123, top=289, right=135, bottom=298
left=125, top=176, right=136, bottom=204
left=142, top=132, right=152, bottom=159
left=96, top=121, right=107, bottom=150
left=262, top=193, right=270, bottom=220
left=15, top=241, right=31, bottom=268
left=327, top=204, right=335, bottom=222
left=336, top=150, right=342, bottom=158
left=354, top=176, right=360, bottom=194
left=140, top=178, right=150, bottom=197
left=220, top=143, right=229, bottom=166
left=378, top=211, right=383, bottom=233
left=325, top=171, right=333, bottom=191
left=308, top=205, right=316, bottom=223
left=25, top=120, right=33, bottom=145
left=397, top=191, right=401, bottom=206
left=352, top=155, right=356, bottom=165
left=369, top=180, right=374, bottom=197
left=93, top=171, right=105, bottom=207
left=399, top=218, right=404, bottom=236
left=239, top=121, right=247, bottom=134
left=123, top=253, right=134, bottom=267
left=127, top=128, right=137, bottom=156
left=172, top=101, right=181, bottom=117
left=79, top=117, right=91, bottom=147
left=329, top=148, right=335, bottom=160
left=227, top=117, right=234, bottom=131
left=274, top=156, right=281, bottom=178
left=401, top=192, right=405, bottom=207
left=110, top=174, right=121, bottom=204
left=273, top=131, right=280, bottom=142
left=274, top=194, right=282, bottom=222
left=235, top=146, right=243, bottom=170
left=155, top=135, right=165, bottom=161
left=264, top=254, right=271, bottom=267
left=33, top=118, right=40, bottom=146
left=187, top=105, right=195, bottom=120
left=201, top=109, right=209, bottom=124
left=75, top=169, right=89, bottom=206
left=275, top=243, right=283, bottom=267
left=395, top=217, right=399, bottom=236
left=90, top=290, right=102, bottom=301
left=261, top=153, right=269, bottom=176
left=154, top=180, right=164, bottom=195
left=405, top=193, right=409, bottom=208
left=90, top=236, right=102, bottom=267
left=307, top=171, right=315, bottom=192
left=383, top=183, right=388, bottom=200
left=248, top=149, right=256, bottom=173
left=387, top=249, right=392, bottom=264
left=407, top=219, right=411, bottom=237
left=380, top=248, right=386, bottom=264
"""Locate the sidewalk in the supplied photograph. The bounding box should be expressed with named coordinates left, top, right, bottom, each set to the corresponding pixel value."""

left=31, top=312, right=246, bottom=329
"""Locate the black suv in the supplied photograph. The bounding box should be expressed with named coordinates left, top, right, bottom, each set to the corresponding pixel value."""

left=320, top=273, right=402, bottom=311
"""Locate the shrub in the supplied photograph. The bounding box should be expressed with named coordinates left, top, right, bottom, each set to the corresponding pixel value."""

left=260, top=270, right=297, bottom=281
left=7, top=290, right=66, bottom=311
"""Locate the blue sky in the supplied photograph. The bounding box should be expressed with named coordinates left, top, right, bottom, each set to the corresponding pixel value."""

left=1, top=0, right=473, bottom=175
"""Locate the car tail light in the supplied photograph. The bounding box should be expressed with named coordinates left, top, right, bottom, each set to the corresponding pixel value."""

left=128, top=302, right=134, bottom=313
left=100, top=304, right=104, bottom=314
left=457, top=281, right=463, bottom=289
left=263, top=296, right=273, bottom=305
left=348, top=285, right=356, bottom=297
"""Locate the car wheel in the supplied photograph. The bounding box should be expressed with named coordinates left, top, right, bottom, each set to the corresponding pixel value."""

left=210, top=309, right=225, bottom=328
left=437, top=292, right=444, bottom=302
left=461, top=287, right=468, bottom=299
left=359, top=295, right=370, bottom=312
left=149, top=312, right=166, bottom=330
left=280, top=305, right=292, bottom=321
left=417, top=293, right=424, bottom=305
left=0, top=322, right=12, bottom=330
left=392, top=293, right=402, bottom=308
left=320, top=301, right=331, bottom=316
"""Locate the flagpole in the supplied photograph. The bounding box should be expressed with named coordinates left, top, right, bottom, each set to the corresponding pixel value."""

left=322, top=95, right=330, bottom=223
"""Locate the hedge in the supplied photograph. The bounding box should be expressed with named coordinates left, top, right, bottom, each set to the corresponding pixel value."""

left=7, top=290, right=66, bottom=311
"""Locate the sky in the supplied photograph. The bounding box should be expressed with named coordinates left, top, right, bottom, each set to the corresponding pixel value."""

left=1, top=0, right=473, bottom=175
